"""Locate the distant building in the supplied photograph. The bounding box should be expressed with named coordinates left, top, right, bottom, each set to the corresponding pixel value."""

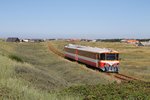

left=81, top=39, right=92, bottom=42
left=29, top=39, right=45, bottom=42
left=140, top=41, right=150, bottom=46
left=137, top=42, right=144, bottom=47
left=121, top=39, right=139, bottom=44
left=22, top=39, right=30, bottom=42
left=46, top=39, right=56, bottom=41
left=57, top=38, right=65, bottom=40
left=120, top=39, right=127, bottom=43
left=91, top=40, right=97, bottom=42
left=6, top=37, right=20, bottom=42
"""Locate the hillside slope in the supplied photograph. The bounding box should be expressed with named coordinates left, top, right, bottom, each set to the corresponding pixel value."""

left=0, top=41, right=111, bottom=99
left=0, top=41, right=149, bottom=100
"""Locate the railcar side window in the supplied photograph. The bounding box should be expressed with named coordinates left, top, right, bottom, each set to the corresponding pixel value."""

left=100, top=54, right=105, bottom=60
left=78, top=50, right=97, bottom=59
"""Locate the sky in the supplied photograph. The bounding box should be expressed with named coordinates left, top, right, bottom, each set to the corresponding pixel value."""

left=0, top=0, right=150, bottom=39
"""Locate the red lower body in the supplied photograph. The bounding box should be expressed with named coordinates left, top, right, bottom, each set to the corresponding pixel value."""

left=65, top=54, right=118, bottom=72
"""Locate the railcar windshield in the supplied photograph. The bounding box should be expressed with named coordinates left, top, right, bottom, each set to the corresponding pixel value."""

left=100, top=53, right=119, bottom=60
left=106, top=54, right=116, bottom=60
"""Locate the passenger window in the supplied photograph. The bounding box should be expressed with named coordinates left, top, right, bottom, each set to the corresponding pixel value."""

left=100, top=54, right=105, bottom=60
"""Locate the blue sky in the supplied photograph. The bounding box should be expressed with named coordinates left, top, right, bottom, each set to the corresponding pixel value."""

left=0, top=0, right=150, bottom=39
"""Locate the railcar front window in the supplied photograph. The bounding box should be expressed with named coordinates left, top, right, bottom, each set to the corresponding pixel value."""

left=106, top=54, right=116, bottom=60
left=100, top=53, right=118, bottom=60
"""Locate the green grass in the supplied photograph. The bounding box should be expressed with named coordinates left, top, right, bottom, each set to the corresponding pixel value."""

left=60, top=81, right=150, bottom=100
left=0, top=41, right=149, bottom=100
left=13, top=42, right=111, bottom=87
left=0, top=41, right=111, bottom=99
left=9, top=54, right=24, bottom=63
left=0, top=55, right=62, bottom=100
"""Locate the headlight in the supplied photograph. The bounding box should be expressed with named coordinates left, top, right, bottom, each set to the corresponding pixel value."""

left=116, top=64, right=119, bottom=67
left=104, top=63, right=110, bottom=67
left=113, top=63, right=119, bottom=67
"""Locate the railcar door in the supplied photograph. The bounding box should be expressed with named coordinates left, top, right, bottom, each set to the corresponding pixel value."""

left=96, top=54, right=99, bottom=67
left=75, top=49, right=78, bottom=61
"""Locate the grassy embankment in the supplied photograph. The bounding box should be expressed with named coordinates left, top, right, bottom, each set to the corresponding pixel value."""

left=0, top=41, right=149, bottom=100
left=0, top=41, right=111, bottom=100
left=51, top=40, right=150, bottom=82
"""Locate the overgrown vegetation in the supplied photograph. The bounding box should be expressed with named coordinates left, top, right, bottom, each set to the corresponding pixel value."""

left=0, top=55, right=60, bottom=100
left=97, top=39, right=122, bottom=42
left=60, top=81, right=150, bottom=100
left=0, top=41, right=109, bottom=99
left=0, top=41, right=149, bottom=100
left=9, top=54, right=23, bottom=63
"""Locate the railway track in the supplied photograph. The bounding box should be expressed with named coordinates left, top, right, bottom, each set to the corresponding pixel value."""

left=107, top=73, right=139, bottom=82
left=48, top=43, right=65, bottom=58
left=48, top=42, right=141, bottom=82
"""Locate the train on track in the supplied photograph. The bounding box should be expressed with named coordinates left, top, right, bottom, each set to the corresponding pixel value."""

left=64, top=44, right=120, bottom=72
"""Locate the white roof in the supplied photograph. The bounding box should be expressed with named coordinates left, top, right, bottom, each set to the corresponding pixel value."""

left=141, top=42, right=150, bottom=46
left=65, top=44, right=118, bottom=53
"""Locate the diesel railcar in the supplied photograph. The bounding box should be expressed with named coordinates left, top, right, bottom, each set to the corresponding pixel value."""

left=64, top=44, right=119, bottom=72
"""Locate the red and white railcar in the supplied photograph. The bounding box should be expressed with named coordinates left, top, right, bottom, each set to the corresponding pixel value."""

left=64, top=44, right=119, bottom=72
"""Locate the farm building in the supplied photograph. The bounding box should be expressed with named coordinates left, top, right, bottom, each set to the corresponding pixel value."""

left=121, top=39, right=139, bottom=44
left=6, top=37, right=20, bottom=42
left=21, top=39, right=30, bottom=42
left=140, top=41, right=150, bottom=46
left=137, top=42, right=144, bottom=46
left=46, top=39, right=56, bottom=41
left=81, top=39, right=93, bottom=42
left=29, top=39, right=45, bottom=42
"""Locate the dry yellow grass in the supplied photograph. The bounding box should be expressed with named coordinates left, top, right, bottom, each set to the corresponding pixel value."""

left=0, top=41, right=115, bottom=99
left=0, top=41, right=149, bottom=99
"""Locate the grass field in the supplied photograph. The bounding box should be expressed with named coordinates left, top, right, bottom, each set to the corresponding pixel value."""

left=0, top=41, right=149, bottom=100
left=0, top=41, right=112, bottom=100
left=51, top=40, right=150, bottom=81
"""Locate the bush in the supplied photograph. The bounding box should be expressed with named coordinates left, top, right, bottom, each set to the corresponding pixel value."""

left=9, top=55, right=23, bottom=63
left=60, top=81, right=150, bottom=100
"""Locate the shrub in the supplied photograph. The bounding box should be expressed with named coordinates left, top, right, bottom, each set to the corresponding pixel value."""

left=60, top=81, right=150, bottom=100
left=9, top=54, right=23, bottom=63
